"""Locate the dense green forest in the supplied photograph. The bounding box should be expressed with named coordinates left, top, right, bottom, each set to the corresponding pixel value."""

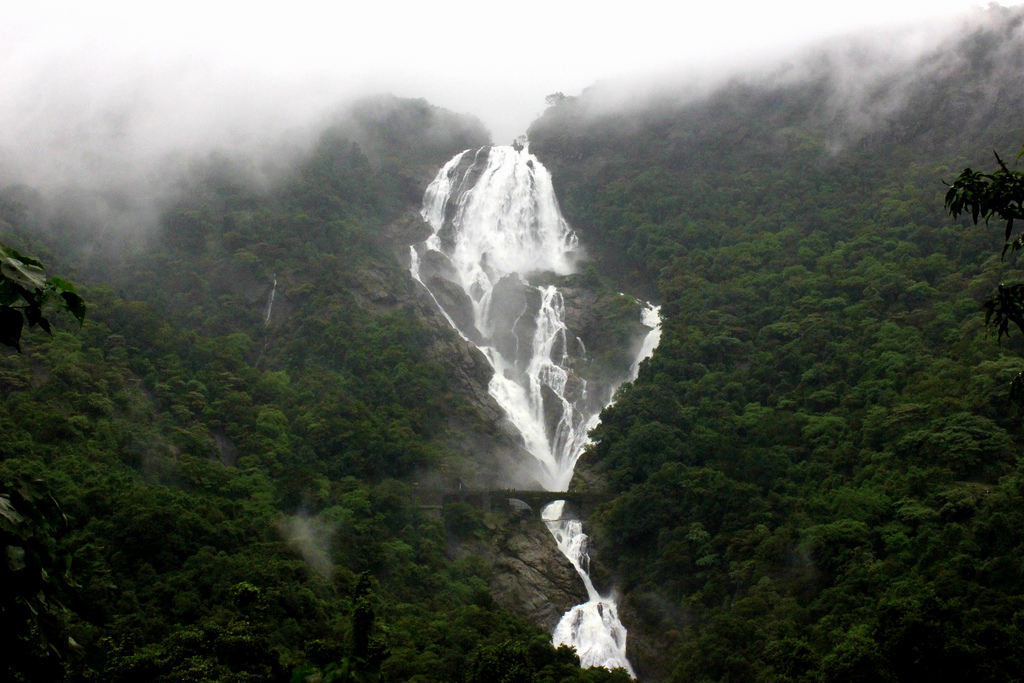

left=7, top=7, right=1024, bottom=683
left=529, top=7, right=1024, bottom=682
left=0, top=96, right=627, bottom=682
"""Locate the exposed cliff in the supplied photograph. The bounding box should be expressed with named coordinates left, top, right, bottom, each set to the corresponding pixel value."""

left=449, top=512, right=589, bottom=632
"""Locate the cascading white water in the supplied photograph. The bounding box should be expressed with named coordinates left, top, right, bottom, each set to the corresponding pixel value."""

left=416, top=145, right=590, bottom=489
left=264, top=274, right=277, bottom=326
left=542, top=309, right=659, bottom=675
left=631, top=305, right=662, bottom=379
left=414, top=144, right=661, bottom=676
left=543, top=501, right=635, bottom=674
left=256, top=274, right=279, bottom=369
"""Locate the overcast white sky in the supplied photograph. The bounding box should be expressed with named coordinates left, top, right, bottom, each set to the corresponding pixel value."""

left=0, top=0, right=1020, bottom=194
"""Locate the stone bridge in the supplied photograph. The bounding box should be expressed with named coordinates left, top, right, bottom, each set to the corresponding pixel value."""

left=413, top=488, right=615, bottom=520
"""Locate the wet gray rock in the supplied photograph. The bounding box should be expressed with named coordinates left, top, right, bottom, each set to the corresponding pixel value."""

left=426, top=276, right=482, bottom=344
left=213, top=430, right=238, bottom=467
left=383, top=212, right=434, bottom=269
left=558, top=286, right=599, bottom=341
left=567, top=447, right=607, bottom=494
left=618, top=589, right=680, bottom=683
left=385, top=211, right=433, bottom=247
left=486, top=274, right=541, bottom=371
left=453, top=517, right=588, bottom=633
left=560, top=285, right=648, bottom=383
left=417, top=248, right=460, bottom=284
left=540, top=384, right=565, bottom=446
left=563, top=374, right=587, bottom=406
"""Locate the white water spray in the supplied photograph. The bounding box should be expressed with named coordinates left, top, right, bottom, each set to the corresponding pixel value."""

left=415, top=145, right=661, bottom=676
left=543, top=304, right=659, bottom=676
left=543, top=501, right=635, bottom=675
left=255, top=274, right=278, bottom=369
left=264, top=274, right=277, bottom=326
left=631, top=304, right=662, bottom=380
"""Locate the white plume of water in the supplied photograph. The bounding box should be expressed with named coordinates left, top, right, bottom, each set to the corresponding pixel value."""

left=415, top=145, right=661, bottom=677
left=421, top=146, right=578, bottom=287
left=417, top=145, right=587, bottom=489
left=631, top=304, right=662, bottom=380
left=539, top=306, right=658, bottom=676
left=543, top=501, right=636, bottom=675
left=264, top=274, right=277, bottom=326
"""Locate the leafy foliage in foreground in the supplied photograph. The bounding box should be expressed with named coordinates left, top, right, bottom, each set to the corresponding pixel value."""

left=0, top=242, right=85, bottom=351
left=530, top=8, right=1024, bottom=682
left=946, top=145, right=1024, bottom=402
left=1, top=476, right=81, bottom=681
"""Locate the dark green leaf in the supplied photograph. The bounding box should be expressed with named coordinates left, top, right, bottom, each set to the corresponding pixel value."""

left=0, top=244, right=44, bottom=269
left=60, top=291, right=86, bottom=325
left=0, top=280, right=19, bottom=306
left=6, top=544, right=26, bottom=572
left=1, top=257, right=46, bottom=290
left=0, top=306, right=24, bottom=351
left=48, top=276, right=77, bottom=294
left=25, top=305, right=52, bottom=335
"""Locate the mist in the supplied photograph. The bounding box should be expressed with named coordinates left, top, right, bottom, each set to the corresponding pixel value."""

left=1, top=1, right=1019, bottom=240
left=529, top=3, right=1024, bottom=161
left=279, top=515, right=335, bottom=580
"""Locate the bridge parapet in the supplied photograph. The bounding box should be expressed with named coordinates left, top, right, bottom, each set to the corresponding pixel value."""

left=418, top=489, right=614, bottom=520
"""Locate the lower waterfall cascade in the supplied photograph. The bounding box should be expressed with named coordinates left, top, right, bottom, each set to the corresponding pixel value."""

left=412, top=144, right=662, bottom=675
left=543, top=502, right=635, bottom=674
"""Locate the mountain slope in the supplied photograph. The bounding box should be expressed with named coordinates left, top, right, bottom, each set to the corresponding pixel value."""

left=0, top=97, right=620, bottom=682
left=529, top=7, right=1024, bottom=682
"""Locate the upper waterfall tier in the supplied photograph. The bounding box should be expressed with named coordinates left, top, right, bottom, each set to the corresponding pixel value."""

left=421, top=146, right=579, bottom=295
left=417, top=145, right=592, bottom=489
left=415, top=144, right=657, bottom=491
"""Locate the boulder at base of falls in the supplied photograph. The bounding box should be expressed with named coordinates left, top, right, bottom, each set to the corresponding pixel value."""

left=451, top=515, right=589, bottom=633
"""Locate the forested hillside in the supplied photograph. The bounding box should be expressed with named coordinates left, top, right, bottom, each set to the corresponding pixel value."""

left=8, top=7, right=1024, bottom=683
left=0, top=96, right=627, bottom=682
left=529, top=7, right=1024, bottom=682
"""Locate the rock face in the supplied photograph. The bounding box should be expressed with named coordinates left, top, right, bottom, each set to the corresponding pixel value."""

left=559, top=284, right=648, bottom=384
left=417, top=247, right=460, bottom=283
left=567, top=447, right=608, bottom=494
left=484, top=274, right=541, bottom=372
left=426, top=276, right=481, bottom=344
left=452, top=516, right=589, bottom=633
left=385, top=211, right=433, bottom=250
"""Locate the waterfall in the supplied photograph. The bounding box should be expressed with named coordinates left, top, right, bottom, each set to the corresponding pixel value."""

left=255, top=274, right=278, bottom=369
left=543, top=501, right=635, bottom=675
left=264, top=274, right=277, bottom=326
left=543, top=303, right=659, bottom=676
left=415, top=144, right=661, bottom=676
left=630, top=304, right=662, bottom=381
